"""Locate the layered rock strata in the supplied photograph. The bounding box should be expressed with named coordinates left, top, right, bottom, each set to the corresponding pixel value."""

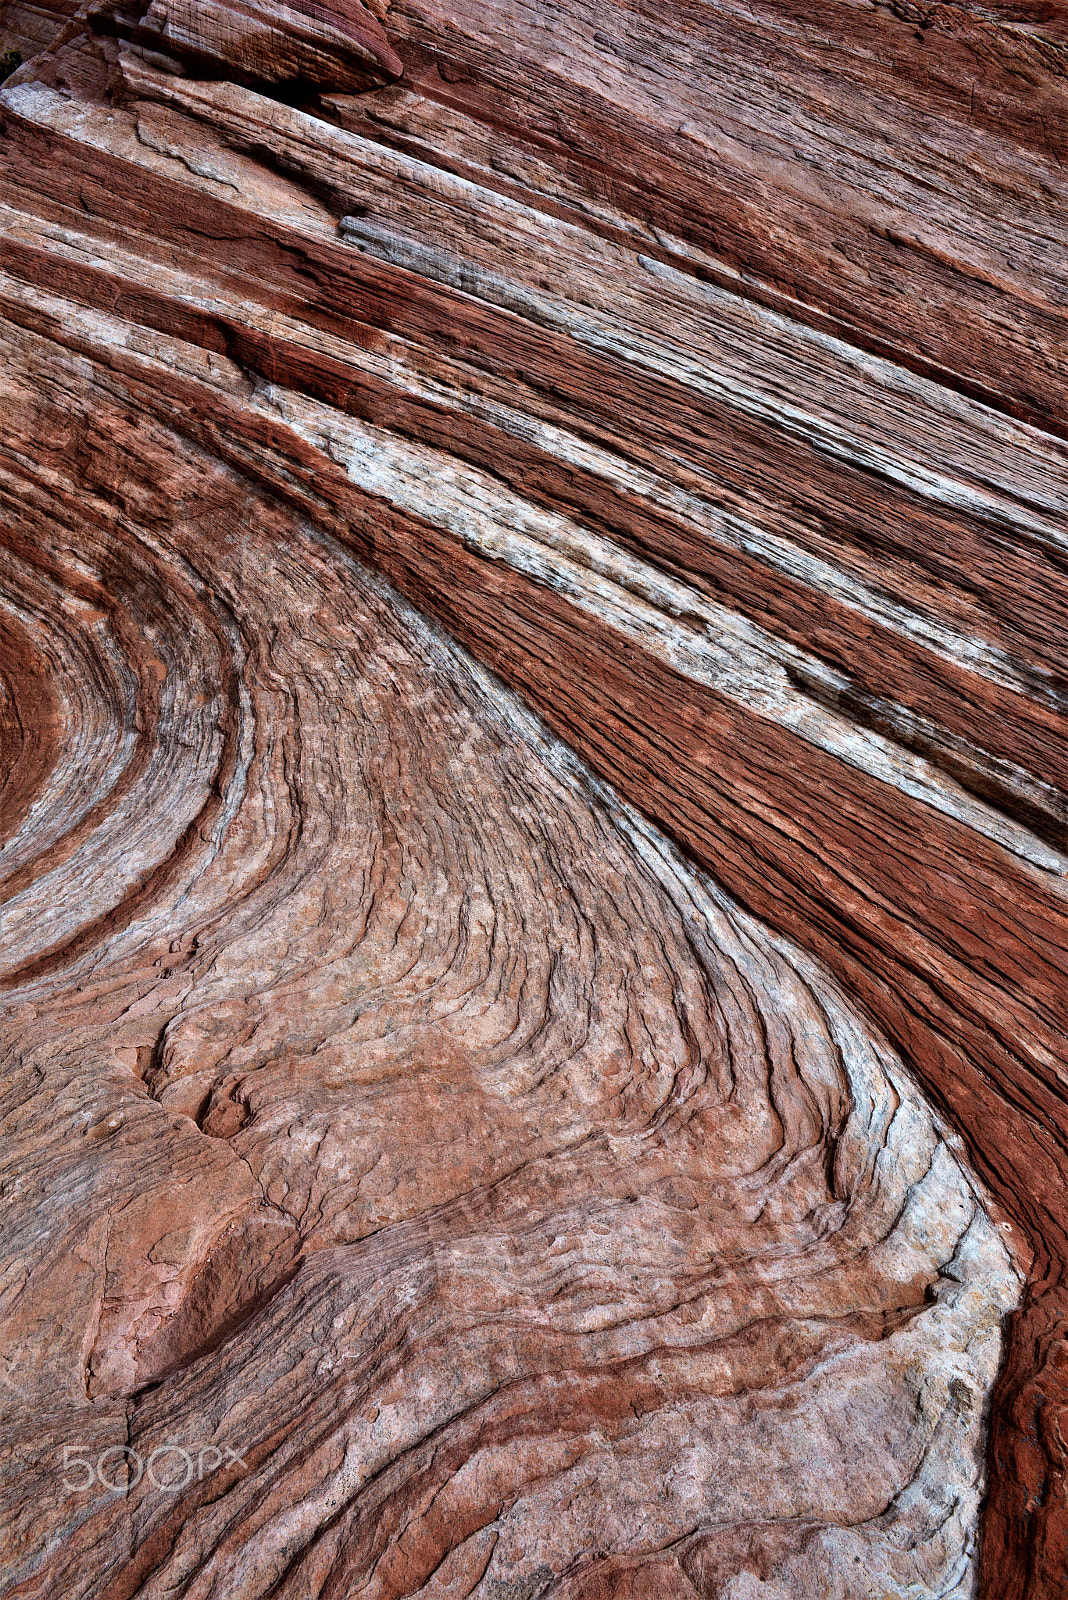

left=0, top=380, right=1022, bottom=1593
left=0, top=0, right=1066, bottom=1595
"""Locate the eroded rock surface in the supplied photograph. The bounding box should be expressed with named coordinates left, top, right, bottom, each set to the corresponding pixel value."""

left=0, top=0, right=1064, bottom=1595
left=0, top=372, right=1021, bottom=1595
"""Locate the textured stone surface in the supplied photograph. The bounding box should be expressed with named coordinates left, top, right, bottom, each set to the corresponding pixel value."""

left=0, top=0, right=1065, bottom=1595
left=0, top=404, right=1021, bottom=1594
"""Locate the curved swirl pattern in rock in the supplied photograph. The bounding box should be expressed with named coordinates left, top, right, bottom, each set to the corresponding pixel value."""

left=0, top=330, right=1020, bottom=1596
left=1, top=0, right=1066, bottom=1591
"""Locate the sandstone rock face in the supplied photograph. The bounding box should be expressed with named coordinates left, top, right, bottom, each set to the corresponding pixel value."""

left=97, top=0, right=403, bottom=92
left=0, top=421, right=1022, bottom=1595
left=0, top=1, right=1064, bottom=1596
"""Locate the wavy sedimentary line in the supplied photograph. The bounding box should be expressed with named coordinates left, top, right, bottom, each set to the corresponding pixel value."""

left=0, top=82, right=1062, bottom=715
left=381, top=0, right=1068, bottom=436
left=1, top=179, right=1060, bottom=695
left=8, top=65, right=1068, bottom=559
left=0, top=580, right=62, bottom=850
left=0, top=482, right=248, bottom=979
left=7, top=173, right=1064, bottom=739
left=53, top=62, right=1068, bottom=541
left=255, top=377, right=1068, bottom=876
left=4, top=75, right=1066, bottom=772
left=1, top=154, right=1065, bottom=853
left=0, top=546, right=138, bottom=870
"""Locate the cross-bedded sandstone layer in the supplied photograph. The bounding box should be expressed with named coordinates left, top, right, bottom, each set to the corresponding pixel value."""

left=0, top=349, right=1022, bottom=1595
left=0, top=0, right=1065, bottom=1595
